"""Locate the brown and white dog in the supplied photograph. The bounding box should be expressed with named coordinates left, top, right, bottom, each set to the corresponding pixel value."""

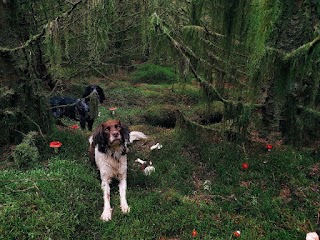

left=89, top=119, right=130, bottom=221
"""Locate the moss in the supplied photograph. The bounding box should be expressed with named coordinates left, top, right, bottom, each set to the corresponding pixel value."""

left=299, top=107, right=320, bottom=142
left=12, top=132, right=40, bottom=168
left=144, top=104, right=178, bottom=128
left=246, top=0, right=282, bottom=79
left=191, top=101, right=224, bottom=125
left=132, top=64, right=178, bottom=84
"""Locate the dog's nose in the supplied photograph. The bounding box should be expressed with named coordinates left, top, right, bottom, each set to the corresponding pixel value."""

left=112, top=132, right=119, bottom=138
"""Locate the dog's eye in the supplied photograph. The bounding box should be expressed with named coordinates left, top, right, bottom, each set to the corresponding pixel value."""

left=105, top=126, right=110, bottom=132
left=115, top=125, right=121, bottom=130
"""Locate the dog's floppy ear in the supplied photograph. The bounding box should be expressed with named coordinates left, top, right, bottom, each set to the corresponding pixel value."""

left=92, top=123, right=108, bottom=153
left=120, top=122, right=130, bottom=144
left=96, top=86, right=106, bottom=103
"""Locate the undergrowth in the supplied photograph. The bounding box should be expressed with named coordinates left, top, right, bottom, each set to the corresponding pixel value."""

left=132, top=64, right=178, bottom=84
left=0, top=73, right=319, bottom=239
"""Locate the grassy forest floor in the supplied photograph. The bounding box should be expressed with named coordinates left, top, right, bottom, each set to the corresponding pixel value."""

left=0, top=67, right=319, bottom=239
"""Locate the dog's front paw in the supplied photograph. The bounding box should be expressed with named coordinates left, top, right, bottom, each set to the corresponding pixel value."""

left=101, top=209, right=112, bottom=221
left=121, top=204, right=130, bottom=214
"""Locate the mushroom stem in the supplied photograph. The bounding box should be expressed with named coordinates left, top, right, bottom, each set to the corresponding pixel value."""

left=135, top=158, right=146, bottom=165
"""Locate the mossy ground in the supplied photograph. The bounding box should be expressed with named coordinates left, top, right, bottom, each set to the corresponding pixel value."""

left=0, top=68, right=319, bottom=239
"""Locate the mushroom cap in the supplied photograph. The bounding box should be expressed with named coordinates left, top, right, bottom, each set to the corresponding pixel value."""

left=109, top=107, right=117, bottom=111
left=233, top=230, right=241, bottom=237
left=70, top=124, right=79, bottom=129
left=267, top=144, right=273, bottom=149
left=241, top=162, right=249, bottom=169
left=49, top=141, right=62, bottom=148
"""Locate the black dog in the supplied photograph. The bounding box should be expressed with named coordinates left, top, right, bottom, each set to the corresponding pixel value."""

left=50, top=96, right=94, bottom=131
left=49, top=85, right=105, bottom=131
left=82, top=85, right=106, bottom=104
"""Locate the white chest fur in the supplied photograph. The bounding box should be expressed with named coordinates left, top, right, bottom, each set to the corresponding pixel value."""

left=94, top=146, right=127, bottom=180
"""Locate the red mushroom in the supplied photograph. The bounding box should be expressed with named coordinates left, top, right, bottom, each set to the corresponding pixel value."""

left=70, top=124, right=79, bottom=130
left=191, top=229, right=197, bottom=238
left=233, top=230, right=241, bottom=238
left=267, top=144, right=273, bottom=151
left=50, top=141, right=62, bottom=153
left=242, top=162, right=249, bottom=170
left=109, top=107, right=117, bottom=115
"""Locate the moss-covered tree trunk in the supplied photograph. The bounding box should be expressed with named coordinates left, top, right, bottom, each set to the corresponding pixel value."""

left=0, top=0, right=157, bottom=146
left=256, top=1, right=320, bottom=145
left=0, top=2, right=52, bottom=145
left=149, top=0, right=320, bottom=146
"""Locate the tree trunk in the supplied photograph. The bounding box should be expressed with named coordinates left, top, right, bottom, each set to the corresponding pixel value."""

left=0, top=2, right=52, bottom=145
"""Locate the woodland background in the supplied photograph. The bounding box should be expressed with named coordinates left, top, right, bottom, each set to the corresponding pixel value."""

left=0, top=1, right=320, bottom=239
left=1, top=0, right=320, bottom=147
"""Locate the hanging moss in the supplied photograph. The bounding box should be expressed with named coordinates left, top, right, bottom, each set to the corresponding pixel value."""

left=297, top=107, right=320, bottom=144
left=88, top=92, right=99, bottom=119
left=0, top=74, right=53, bottom=145
left=246, top=0, right=282, bottom=79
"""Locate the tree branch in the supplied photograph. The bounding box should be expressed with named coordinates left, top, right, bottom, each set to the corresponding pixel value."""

left=151, top=12, right=263, bottom=110
left=284, top=35, right=320, bottom=60
left=0, top=0, right=83, bottom=53
left=0, top=28, right=46, bottom=53
left=20, top=112, right=45, bottom=140
left=267, top=35, right=320, bottom=61
left=151, top=13, right=227, bottom=102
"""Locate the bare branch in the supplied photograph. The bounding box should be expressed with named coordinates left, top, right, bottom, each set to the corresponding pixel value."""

left=20, top=112, right=46, bottom=140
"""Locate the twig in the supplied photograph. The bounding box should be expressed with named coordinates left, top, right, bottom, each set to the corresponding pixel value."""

left=0, top=178, right=63, bottom=182
left=14, top=129, right=27, bottom=137
left=20, top=112, right=45, bottom=140
left=50, top=91, right=98, bottom=109
left=88, top=65, right=116, bottom=83
left=241, top=142, right=248, bottom=159
left=0, top=28, right=46, bottom=53
left=47, top=79, right=63, bottom=97
left=5, top=185, right=36, bottom=192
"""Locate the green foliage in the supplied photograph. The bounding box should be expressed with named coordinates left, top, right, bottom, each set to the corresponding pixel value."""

left=189, top=101, right=224, bottom=125
left=2, top=128, right=317, bottom=239
left=132, top=64, right=178, bottom=84
left=144, top=104, right=177, bottom=128
left=1, top=76, right=319, bottom=240
left=292, top=107, right=320, bottom=144
left=47, top=127, right=89, bottom=159
left=246, top=0, right=282, bottom=77
left=3, top=1, right=320, bottom=237
left=86, top=1, right=115, bottom=64
left=12, top=132, right=40, bottom=168
left=0, top=160, right=100, bottom=239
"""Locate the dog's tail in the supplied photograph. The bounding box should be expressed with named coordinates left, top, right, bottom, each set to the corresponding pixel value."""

left=129, top=131, right=148, bottom=143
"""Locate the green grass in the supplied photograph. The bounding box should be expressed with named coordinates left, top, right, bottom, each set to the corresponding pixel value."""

left=132, top=64, right=178, bottom=84
left=0, top=73, right=319, bottom=239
